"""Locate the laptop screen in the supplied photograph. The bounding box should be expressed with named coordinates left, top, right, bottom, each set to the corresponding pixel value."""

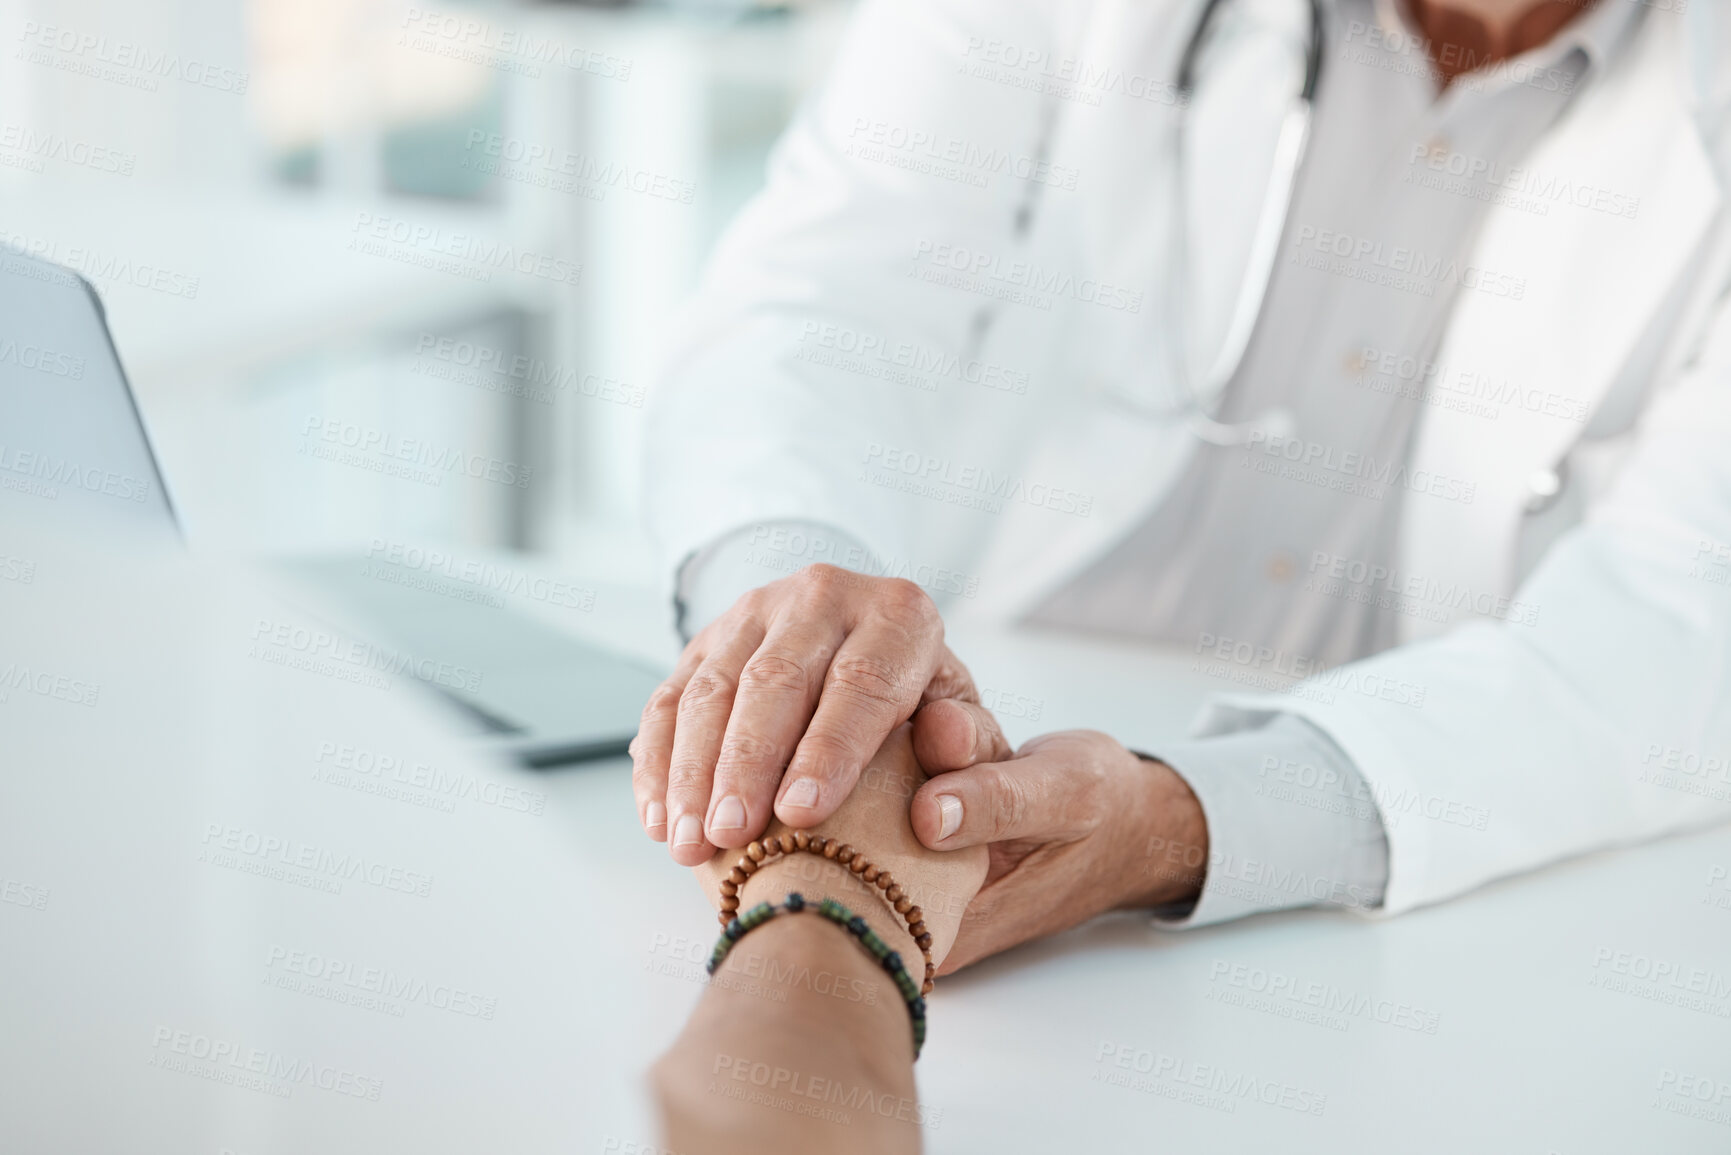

left=0, top=247, right=180, bottom=549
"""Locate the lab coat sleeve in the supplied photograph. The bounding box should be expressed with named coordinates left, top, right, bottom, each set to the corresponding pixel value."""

left=644, top=0, right=1075, bottom=614
left=1149, top=715, right=1390, bottom=927
left=1194, top=296, right=1731, bottom=916
left=675, top=519, right=872, bottom=641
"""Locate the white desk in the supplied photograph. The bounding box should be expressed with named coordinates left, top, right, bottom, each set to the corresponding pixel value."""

left=2, top=539, right=1729, bottom=1153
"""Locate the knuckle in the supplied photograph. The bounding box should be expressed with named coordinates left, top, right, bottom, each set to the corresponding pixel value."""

left=678, top=669, right=736, bottom=716
left=797, top=563, right=848, bottom=596
left=983, top=765, right=1029, bottom=837
left=738, top=650, right=811, bottom=697
left=877, top=577, right=936, bottom=623
left=716, top=731, right=786, bottom=777
left=734, top=585, right=773, bottom=619
left=827, top=652, right=910, bottom=707
left=640, top=682, right=682, bottom=724
left=792, top=732, right=857, bottom=781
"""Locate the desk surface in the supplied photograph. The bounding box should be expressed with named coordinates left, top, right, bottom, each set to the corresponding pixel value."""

left=2, top=540, right=1728, bottom=1153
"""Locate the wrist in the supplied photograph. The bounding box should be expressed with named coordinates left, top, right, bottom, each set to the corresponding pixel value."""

left=738, top=852, right=922, bottom=967
left=1120, top=754, right=1210, bottom=909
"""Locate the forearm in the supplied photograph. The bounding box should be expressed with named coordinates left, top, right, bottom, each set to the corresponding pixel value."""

left=653, top=853, right=928, bottom=1152
left=653, top=916, right=919, bottom=1154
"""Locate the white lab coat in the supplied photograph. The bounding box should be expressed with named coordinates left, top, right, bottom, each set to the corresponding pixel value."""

left=645, top=0, right=1731, bottom=915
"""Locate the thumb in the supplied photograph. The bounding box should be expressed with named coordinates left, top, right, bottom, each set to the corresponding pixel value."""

left=910, top=745, right=1086, bottom=850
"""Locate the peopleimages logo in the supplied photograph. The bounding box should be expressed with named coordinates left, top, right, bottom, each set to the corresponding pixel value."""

left=1304, top=550, right=1538, bottom=627
left=263, top=944, right=498, bottom=1020
left=0, top=230, right=200, bottom=300
left=413, top=333, right=643, bottom=409
left=0, top=123, right=135, bottom=176
left=1092, top=1042, right=1328, bottom=1116
left=300, top=416, right=533, bottom=489
left=398, top=6, right=633, bottom=82
left=461, top=130, right=694, bottom=204
left=363, top=538, right=595, bottom=612
left=958, top=36, right=1186, bottom=108
left=1243, top=429, right=1478, bottom=506
left=199, top=822, right=435, bottom=898
left=0, top=336, right=86, bottom=379
left=0, top=661, right=101, bottom=708
left=845, top=118, right=1080, bottom=191
left=16, top=21, right=250, bottom=94
left=908, top=239, right=1143, bottom=313
left=1404, top=142, right=1640, bottom=220
left=346, top=212, right=582, bottom=286
left=248, top=615, right=484, bottom=695
left=796, top=321, right=1030, bottom=396
left=0, top=443, right=152, bottom=504
left=148, top=1026, right=382, bottom=1100
left=861, top=442, right=1094, bottom=517
left=1289, top=225, right=1526, bottom=301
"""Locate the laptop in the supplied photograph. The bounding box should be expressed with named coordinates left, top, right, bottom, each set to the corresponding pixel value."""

left=0, top=246, right=664, bottom=767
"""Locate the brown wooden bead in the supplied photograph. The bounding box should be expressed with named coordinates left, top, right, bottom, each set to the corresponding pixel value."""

left=793, top=831, right=810, bottom=850
left=719, top=880, right=737, bottom=896
left=721, top=897, right=739, bottom=912
left=739, top=857, right=759, bottom=875
left=908, top=921, right=927, bottom=938
left=849, top=856, right=867, bottom=874
left=905, top=906, right=922, bottom=924
left=823, top=840, right=840, bottom=859
left=875, top=872, right=893, bottom=890
left=885, top=885, right=903, bottom=903
left=894, top=896, right=913, bottom=914
left=861, top=864, right=879, bottom=882
left=915, top=933, right=934, bottom=950
left=925, top=963, right=936, bottom=978
left=777, top=833, right=796, bottom=854
left=836, top=844, right=854, bottom=864
left=727, top=867, right=748, bottom=885
left=922, top=979, right=934, bottom=995
left=747, top=841, right=767, bottom=862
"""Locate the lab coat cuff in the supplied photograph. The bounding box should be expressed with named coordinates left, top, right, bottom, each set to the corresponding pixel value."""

left=1146, top=715, right=1390, bottom=929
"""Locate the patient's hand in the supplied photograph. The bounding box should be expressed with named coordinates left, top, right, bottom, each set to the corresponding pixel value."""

left=694, top=723, right=987, bottom=966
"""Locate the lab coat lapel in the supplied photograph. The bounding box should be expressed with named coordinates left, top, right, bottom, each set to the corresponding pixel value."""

left=959, top=0, right=1207, bottom=622
left=1398, top=7, right=1720, bottom=640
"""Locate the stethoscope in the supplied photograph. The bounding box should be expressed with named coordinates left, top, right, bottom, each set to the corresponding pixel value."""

left=1121, top=0, right=1325, bottom=446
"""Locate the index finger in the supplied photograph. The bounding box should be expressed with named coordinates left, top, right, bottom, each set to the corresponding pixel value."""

left=774, top=614, right=939, bottom=826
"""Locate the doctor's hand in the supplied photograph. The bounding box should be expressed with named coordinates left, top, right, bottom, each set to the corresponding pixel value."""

left=904, top=703, right=1209, bottom=973
left=632, top=564, right=1007, bottom=867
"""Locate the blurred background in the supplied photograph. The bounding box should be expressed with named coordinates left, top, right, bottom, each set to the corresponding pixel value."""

left=0, top=0, right=852, bottom=585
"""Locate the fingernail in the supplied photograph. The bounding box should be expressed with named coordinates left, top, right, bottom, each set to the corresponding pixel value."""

left=711, top=795, right=746, bottom=832
left=672, top=814, right=704, bottom=847
left=936, top=794, right=963, bottom=841
left=782, top=777, right=819, bottom=810
left=644, top=801, right=667, bottom=831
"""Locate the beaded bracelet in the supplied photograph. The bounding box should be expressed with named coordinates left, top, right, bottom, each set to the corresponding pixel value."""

left=718, top=832, right=935, bottom=995
left=707, top=893, right=928, bottom=1059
